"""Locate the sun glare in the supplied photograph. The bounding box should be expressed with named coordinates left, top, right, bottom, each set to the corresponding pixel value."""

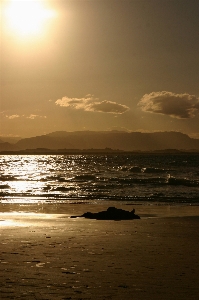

left=3, top=0, right=56, bottom=37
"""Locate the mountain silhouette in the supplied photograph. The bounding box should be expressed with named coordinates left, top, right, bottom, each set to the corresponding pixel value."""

left=11, top=131, right=199, bottom=152
left=0, top=142, right=19, bottom=151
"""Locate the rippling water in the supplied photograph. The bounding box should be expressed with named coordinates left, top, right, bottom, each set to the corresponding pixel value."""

left=0, top=154, right=199, bottom=204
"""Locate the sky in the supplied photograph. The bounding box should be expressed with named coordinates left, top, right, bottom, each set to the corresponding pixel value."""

left=1, top=0, right=199, bottom=138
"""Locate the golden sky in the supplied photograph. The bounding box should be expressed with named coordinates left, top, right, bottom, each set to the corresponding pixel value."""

left=1, top=0, right=199, bottom=138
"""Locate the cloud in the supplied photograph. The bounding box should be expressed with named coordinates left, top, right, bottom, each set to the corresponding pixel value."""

left=6, top=114, right=20, bottom=119
left=109, top=126, right=131, bottom=132
left=138, top=91, right=199, bottom=119
left=87, top=100, right=129, bottom=114
left=55, top=95, right=129, bottom=114
left=6, top=114, right=46, bottom=120
left=188, top=133, right=199, bottom=139
left=26, top=114, right=47, bottom=119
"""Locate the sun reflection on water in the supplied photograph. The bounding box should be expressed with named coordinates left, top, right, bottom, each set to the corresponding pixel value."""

left=9, top=181, right=45, bottom=194
left=1, top=154, right=199, bottom=205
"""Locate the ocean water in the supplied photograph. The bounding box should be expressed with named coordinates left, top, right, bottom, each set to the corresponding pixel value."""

left=0, top=154, right=199, bottom=205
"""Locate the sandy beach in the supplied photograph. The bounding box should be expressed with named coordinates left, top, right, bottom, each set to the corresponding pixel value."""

left=0, top=202, right=199, bottom=300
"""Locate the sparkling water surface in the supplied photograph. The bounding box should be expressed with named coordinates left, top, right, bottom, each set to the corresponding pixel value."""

left=0, top=154, right=199, bottom=205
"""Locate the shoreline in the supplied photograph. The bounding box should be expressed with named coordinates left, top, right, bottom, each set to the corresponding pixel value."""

left=0, top=201, right=199, bottom=217
left=1, top=150, right=199, bottom=155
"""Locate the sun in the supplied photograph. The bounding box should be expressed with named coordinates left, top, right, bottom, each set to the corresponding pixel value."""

left=3, top=0, right=56, bottom=37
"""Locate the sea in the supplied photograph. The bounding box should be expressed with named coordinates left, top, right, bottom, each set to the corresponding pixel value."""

left=0, top=153, right=199, bottom=206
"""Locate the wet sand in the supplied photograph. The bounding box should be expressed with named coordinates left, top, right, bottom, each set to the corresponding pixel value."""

left=0, top=202, right=199, bottom=299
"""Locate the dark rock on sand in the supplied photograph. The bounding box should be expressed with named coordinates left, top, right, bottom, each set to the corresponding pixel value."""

left=71, top=207, right=140, bottom=220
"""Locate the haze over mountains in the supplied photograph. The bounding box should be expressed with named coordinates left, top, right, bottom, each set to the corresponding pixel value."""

left=0, top=131, right=199, bottom=152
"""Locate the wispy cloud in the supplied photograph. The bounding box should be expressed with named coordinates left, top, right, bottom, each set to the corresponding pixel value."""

left=26, top=114, right=47, bottom=119
left=55, top=95, right=129, bottom=114
left=6, top=114, right=20, bottom=119
left=109, top=126, right=131, bottom=132
left=6, top=114, right=46, bottom=120
left=188, top=132, right=199, bottom=139
left=138, top=91, right=199, bottom=119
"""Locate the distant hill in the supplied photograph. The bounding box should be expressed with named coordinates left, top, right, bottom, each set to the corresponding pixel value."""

left=13, top=131, right=199, bottom=151
left=0, top=137, right=21, bottom=144
left=0, top=142, right=19, bottom=151
left=0, top=137, right=22, bottom=151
